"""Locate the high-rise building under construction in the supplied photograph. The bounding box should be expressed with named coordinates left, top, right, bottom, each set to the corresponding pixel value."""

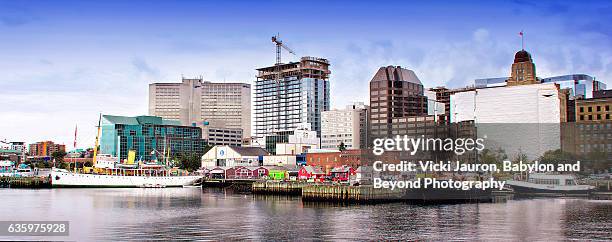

left=254, top=57, right=330, bottom=137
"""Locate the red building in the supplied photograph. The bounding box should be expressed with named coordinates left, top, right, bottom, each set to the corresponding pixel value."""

left=206, top=166, right=269, bottom=179
left=330, top=166, right=356, bottom=182
left=298, top=166, right=326, bottom=182
left=305, top=149, right=362, bottom=172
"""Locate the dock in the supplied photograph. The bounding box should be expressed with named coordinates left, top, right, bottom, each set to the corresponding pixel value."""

left=252, top=181, right=307, bottom=195
left=301, top=184, right=403, bottom=203
left=253, top=181, right=405, bottom=203
left=202, top=178, right=255, bottom=192
left=0, top=176, right=52, bottom=188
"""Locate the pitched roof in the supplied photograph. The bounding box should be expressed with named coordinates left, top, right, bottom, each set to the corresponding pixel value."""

left=302, top=166, right=325, bottom=174
left=331, top=166, right=353, bottom=173
left=229, top=146, right=269, bottom=156
left=370, top=66, right=422, bottom=84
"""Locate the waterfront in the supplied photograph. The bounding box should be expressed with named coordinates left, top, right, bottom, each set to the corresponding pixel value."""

left=0, top=188, right=611, bottom=241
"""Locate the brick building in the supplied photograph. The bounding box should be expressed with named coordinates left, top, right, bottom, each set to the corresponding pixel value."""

left=305, top=149, right=362, bottom=172
left=369, top=66, right=428, bottom=141
left=28, top=141, right=66, bottom=157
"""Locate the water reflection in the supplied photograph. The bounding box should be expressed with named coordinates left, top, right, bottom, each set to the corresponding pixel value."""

left=0, top=188, right=610, bottom=241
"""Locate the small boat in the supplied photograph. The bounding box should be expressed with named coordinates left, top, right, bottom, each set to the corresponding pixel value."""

left=506, top=173, right=595, bottom=197
left=14, top=163, right=34, bottom=177
left=140, top=183, right=167, bottom=188
left=0, top=160, right=15, bottom=177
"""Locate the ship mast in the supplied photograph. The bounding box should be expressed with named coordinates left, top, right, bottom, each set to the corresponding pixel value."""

left=92, top=114, right=102, bottom=168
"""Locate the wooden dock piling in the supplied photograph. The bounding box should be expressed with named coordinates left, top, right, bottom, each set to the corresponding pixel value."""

left=0, top=176, right=52, bottom=188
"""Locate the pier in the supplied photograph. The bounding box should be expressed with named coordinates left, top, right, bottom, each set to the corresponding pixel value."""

left=302, top=184, right=403, bottom=203
left=252, top=181, right=307, bottom=195
left=202, top=179, right=255, bottom=192
left=0, top=176, right=52, bottom=188
left=252, top=181, right=404, bottom=203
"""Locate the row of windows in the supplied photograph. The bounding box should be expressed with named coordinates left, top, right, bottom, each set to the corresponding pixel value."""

left=579, top=114, right=611, bottom=121
left=579, top=105, right=610, bottom=113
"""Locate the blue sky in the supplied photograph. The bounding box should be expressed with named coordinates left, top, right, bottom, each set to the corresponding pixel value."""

left=1, top=0, right=611, bottom=148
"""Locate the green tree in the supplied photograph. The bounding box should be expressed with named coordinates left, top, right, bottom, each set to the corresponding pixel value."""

left=538, top=149, right=576, bottom=164
left=174, top=153, right=201, bottom=172
left=338, top=142, right=346, bottom=151
left=51, top=150, right=67, bottom=163
left=59, top=162, right=70, bottom=170
left=479, top=148, right=508, bottom=166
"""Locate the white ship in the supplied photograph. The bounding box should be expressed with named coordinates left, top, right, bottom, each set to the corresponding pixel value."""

left=51, top=155, right=201, bottom=187
left=51, top=168, right=201, bottom=188
left=506, top=173, right=595, bottom=196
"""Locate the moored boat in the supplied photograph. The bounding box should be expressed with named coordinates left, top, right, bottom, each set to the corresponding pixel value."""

left=51, top=166, right=200, bottom=188
left=505, top=173, right=595, bottom=197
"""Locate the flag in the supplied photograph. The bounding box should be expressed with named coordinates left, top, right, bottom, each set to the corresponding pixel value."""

left=73, top=125, right=78, bottom=149
left=519, top=31, right=523, bottom=36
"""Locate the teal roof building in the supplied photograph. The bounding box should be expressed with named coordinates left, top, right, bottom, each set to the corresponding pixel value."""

left=100, top=115, right=207, bottom=161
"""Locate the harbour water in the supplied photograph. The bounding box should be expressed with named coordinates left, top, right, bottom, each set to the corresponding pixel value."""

left=1, top=188, right=611, bottom=241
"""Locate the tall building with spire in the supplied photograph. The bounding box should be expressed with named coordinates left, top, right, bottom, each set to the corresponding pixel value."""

left=507, top=49, right=539, bottom=86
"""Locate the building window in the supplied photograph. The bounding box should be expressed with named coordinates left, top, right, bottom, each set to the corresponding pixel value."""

left=597, top=114, right=602, bottom=120
left=597, top=106, right=601, bottom=112
left=589, top=115, right=593, bottom=120
left=580, top=107, right=584, bottom=113
left=588, top=107, right=592, bottom=112
left=607, top=105, right=610, bottom=111
left=580, top=115, right=584, bottom=121
left=607, top=114, right=610, bottom=120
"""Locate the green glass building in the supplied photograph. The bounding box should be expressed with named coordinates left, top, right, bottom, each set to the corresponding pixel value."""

left=100, top=115, right=207, bottom=161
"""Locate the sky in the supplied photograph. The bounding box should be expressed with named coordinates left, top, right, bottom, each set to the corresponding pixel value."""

left=1, top=0, right=611, bottom=148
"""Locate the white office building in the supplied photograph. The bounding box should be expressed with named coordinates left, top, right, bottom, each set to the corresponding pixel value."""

left=450, top=83, right=564, bottom=159
left=321, top=102, right=369, bottom=150
left=149, top=77, right=251, bottom=140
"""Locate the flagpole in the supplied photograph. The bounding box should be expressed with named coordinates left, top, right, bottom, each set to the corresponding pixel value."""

left=520, top=30, right=524, bottom=50
left=73, top=124, right=77, bottom=173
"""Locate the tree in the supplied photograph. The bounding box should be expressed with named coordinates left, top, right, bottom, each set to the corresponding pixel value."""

left=59, top=162, right=70, bottom=170
left=174, top=153, right=201, bottom=172
left=51, top=151, right=67, bottom=163
left=338, top=142, right=346, bottom=151
left=513, top=149, right=529, bottom=163
left=479, top=148, right=508, bottom=166
left=538, top=149, right=575, bottom=164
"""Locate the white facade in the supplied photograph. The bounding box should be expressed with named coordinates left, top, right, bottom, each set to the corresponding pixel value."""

left=149, top=78, right=251, bottom=138
left=450, top=83, right=562, bottom=123
left=288, top=124, right=320, bottom=144
left=276, top=143, right=317, bottom=155
left=201, top=146, right=265, bottom=168
left=450, top=83, right=563, bottom=159
left=263, top=155, right=297, bottom=166
left=321, top=103, right=368, bottom=150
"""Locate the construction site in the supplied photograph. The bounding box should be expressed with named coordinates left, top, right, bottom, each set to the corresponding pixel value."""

left=254, top=35, right=331, bottom=137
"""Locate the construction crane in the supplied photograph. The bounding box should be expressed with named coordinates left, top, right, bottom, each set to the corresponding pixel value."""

left=271, top=34, right=296, bottom=84
left=271, top=34, right=297, bottom=108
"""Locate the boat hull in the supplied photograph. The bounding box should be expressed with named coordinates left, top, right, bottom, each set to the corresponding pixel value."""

left=51, top=170, right=201, bottom=188
left=506, top=180, right=593, bottom=197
